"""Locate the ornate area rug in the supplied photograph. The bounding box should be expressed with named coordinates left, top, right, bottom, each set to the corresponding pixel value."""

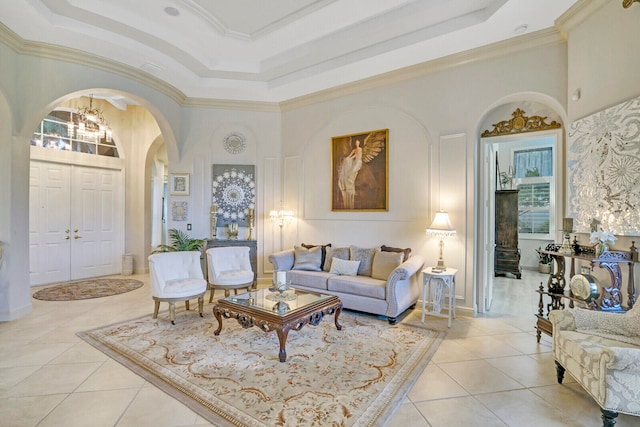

left=32, top=278, right=144, bottom=301
left=78, top=311, right=444, bottom=427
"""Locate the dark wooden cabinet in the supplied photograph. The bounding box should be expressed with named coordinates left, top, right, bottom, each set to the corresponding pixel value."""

left=204, top=239, right=257, bottom=286
left=494, top=190, right=521, bottom=279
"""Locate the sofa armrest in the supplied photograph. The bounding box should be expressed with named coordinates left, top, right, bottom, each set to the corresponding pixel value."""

left=549, top=309, right=578, bottom=332
left=389, top=255, right=424, bottom=283
left=385, top=255, right=424, bottom=318
left=269, top=249, right=295, bottom=271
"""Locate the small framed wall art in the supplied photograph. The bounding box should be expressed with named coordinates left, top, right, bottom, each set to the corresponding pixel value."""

left=169, top=173, right=190, bottom=196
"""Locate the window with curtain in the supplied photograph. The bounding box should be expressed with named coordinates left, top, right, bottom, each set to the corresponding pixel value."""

left=513, top=146, right=553, bottom=237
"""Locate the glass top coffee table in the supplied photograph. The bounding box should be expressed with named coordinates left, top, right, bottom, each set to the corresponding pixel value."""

left=213, top=288, right=342, bottom=362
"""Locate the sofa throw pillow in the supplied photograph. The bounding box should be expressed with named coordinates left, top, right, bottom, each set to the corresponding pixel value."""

left=371, top=250, right=405, bottom=280
left=323, top=247, right=350, bottom=272
left=329, top=258, right=360, bottom=276
left=381, top=245, right=412, bottom=262
left=292, top=245, right=322, bottom=271
left=350, top=245, right=377, bottom=277
left=302, top=243, right=332, bottom=270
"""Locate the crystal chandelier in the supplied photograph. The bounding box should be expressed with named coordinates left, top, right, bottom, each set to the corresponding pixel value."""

left=67, top=95, right=112, bottom=143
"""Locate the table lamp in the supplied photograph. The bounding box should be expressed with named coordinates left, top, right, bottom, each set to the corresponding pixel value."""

left=426, top=210, right=456, bottom=270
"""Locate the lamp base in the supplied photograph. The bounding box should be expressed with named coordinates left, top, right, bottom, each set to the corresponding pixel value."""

left=433, top=259, right=447, bottom=271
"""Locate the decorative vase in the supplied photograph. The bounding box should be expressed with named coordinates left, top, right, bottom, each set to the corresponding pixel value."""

left=538, top=263, right=551, bottom=274
left=226, top=222, right=239, bottom=240
left=595, top=241, right=608, bottom=258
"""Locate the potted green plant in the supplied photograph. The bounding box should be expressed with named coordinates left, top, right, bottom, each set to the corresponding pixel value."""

left=536, top=247, right=552, bottom=274
left=152, top=228, right=206, bottom=253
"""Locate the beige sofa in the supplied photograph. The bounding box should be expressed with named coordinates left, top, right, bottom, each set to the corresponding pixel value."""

left=268, top=245, right=424, bottom=324
left=550, top=307, right=640, bottom=426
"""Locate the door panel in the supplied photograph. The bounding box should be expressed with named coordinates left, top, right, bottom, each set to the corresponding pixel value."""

left=29, top=162, right=123, bottom=285
left=29, top=161, right=71, bottom=285
left=71, top=166, right=122, bottom=280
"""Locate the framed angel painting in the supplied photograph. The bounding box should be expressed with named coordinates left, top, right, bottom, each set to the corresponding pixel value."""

left=331, top=129, right=388, bottom=211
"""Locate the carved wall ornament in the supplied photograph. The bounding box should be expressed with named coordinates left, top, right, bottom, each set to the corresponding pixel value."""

left=481, top=108, right=561, bottom=137
left=223, top=132, right=246, bottom=155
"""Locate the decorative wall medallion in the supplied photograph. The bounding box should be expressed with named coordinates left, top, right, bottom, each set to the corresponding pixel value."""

left=223, top=132, right=246, bottom=155
left=171, top=201, right=188, bottom=221
left=481, top=108, right=561, bottom=137
left=212, top=164, right=256, bottom=227
left=568, top=95, right=640, bottom=235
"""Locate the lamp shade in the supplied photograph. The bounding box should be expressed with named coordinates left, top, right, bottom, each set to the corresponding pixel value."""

left=426, top=210, right=456, bottom=238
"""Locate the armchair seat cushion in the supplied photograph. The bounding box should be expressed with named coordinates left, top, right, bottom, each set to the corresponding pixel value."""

left=214, top=270, right=254, bottom=286
left=163, top=278, right=207, bottom=297
left=328, top=276, right=386, bottom=300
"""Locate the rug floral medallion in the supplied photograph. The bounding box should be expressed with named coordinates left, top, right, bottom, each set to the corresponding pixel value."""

left=79, top=310, right=444, bottom=427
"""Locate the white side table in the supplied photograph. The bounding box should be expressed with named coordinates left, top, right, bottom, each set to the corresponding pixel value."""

left=421, top=267, right=457, bottom=327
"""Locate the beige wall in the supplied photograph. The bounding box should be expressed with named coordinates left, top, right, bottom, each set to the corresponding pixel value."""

left=1, top=1, right=639, bottom=320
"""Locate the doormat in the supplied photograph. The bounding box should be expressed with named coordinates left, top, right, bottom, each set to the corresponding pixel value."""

left=32, top=278, right=144, bottom=301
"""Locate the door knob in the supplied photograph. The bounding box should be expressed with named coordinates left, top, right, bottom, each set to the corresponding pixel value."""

left=65, top=229, right=70, bottom=233
left=65, top=236, right=70, bottom=240
left=74, top=235, right=82, bottom=239
left=74, top=229, right=78, bottom=233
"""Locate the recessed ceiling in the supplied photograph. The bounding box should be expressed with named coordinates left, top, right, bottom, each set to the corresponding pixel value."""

left=1, top=0, right=579, bottom=102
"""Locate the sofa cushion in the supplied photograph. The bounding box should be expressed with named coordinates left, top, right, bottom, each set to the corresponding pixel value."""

left=292, top=245, right=322, bottom=271
left=329, top=258, right=360, bottom=276
left=302, top=243, right=332, bottom=270
left=350, top=245, right=377, bottom=276
left=287, top=270, right=332, bottom=291
left=381, top=244, right=412, bottom=262
left=323, top=247, right=350, bottom=272
left=328, top=275, right=386, bottom=300
left=371, top=250, right=404, bottom=280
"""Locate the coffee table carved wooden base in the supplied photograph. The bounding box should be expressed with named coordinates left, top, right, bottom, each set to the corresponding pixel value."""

left=213, top=293, right=342, bottom=362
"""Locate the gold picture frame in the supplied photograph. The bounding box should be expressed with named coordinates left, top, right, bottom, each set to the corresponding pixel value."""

left=331, top=129, right=388, bottom=211
left=169, top=173, right=190, bottom=196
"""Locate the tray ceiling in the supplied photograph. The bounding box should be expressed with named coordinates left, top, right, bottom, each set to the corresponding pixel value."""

left=1, top=0, right=579, bottom=102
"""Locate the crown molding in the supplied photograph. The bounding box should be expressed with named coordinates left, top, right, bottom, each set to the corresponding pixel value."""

left=183, top=97, right=280, bottom=112
left=555, top=0, right=609, bottom=39
left=281, top=27, right=565, bottom=111
left=0, top=22, right=23, bottom=52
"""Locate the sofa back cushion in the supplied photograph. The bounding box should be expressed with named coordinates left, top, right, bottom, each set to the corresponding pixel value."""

left=292, top=245, right=323, bottom=271
left=371, top=250, right=405, bottom=280
left=350, top=245, right=377, bottom=277
left=301, top=243, right=332, bottom=270
left=323, top=247, right=350, bottom=272
left=329, top=258, right=360, bottom=276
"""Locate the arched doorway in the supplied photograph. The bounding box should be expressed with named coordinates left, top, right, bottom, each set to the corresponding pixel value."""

left=476, top=100, right=566, bottom=315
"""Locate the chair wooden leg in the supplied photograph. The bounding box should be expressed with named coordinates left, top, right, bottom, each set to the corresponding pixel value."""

left=169, top=301, right=176, bottom=325
left=601, top=409, right=618, bottom=427
left=555, top=361, right=565, bottom=384
left=198, top=296, right=204, bottom=317
left=153, top=301, right=160, bottom=319
left=209, top=287, right=215, bottom=303
left=185, top=300, right=190, bottom=311
left=224, top=289, right=230, bottom=297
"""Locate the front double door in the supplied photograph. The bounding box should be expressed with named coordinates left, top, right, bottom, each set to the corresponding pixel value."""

left=29, top=161, right=123, bottom=285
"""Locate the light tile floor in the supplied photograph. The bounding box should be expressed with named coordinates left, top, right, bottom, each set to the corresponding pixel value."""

left=0, top=271, right=636, bottom=426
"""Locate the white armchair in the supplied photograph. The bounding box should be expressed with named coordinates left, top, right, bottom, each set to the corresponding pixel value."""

left=550, top=306, right=640, bottom=426
left=206, top=246, right=254, bottom=301
left=148, top=251, right=207, bottom=324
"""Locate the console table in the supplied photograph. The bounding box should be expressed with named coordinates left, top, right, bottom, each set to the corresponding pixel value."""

left=535, top=242, right=637, bottom=342
left=204, top=239, right=257, bottom=287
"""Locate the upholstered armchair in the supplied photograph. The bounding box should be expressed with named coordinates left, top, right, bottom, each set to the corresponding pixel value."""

left=148, top=251, right=207, bottom=324
left=206, top=246, right=254, bottom=302
left=549, top=306, right=640, bottom=426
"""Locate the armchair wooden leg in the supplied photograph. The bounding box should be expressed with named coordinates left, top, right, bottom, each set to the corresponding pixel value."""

left=185, top=300, right=190, bottom=311
left=209, top=288, right=215, bottom=303
left=153, top=301, right=160, bottom=319
left=601, top=409, right=618, bottom=427
left=555, top=361, right=565, bottom=384
left=169, top=301, right=176, bottom=325
left=198, top=296, right=204, bottom=317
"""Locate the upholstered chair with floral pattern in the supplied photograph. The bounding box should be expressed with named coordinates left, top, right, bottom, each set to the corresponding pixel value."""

left=550, top=305, right=640, bottom=426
